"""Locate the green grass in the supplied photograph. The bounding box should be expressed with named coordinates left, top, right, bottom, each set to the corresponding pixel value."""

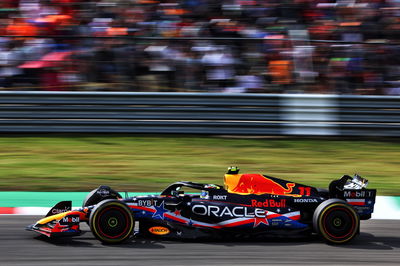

left=0, top=135, right=399, bottom=195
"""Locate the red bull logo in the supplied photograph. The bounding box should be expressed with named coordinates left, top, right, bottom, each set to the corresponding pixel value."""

left=227, top=174, right=296, bottom=196
left=251, top=199, right=286, bottom=208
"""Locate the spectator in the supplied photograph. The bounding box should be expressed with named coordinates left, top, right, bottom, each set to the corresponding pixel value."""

left=201, top=46, right=235, bottom=91
left=0, top=40, right=23, bottom=88
left=0, top=0, right=399, bottom=95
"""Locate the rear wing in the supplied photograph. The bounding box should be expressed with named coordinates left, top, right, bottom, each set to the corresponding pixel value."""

left=340, top=189, right=376, bottom=219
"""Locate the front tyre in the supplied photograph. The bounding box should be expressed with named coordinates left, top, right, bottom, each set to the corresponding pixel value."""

left=89, top=199, right=134, bottom=244
left=313, top=199, right=359, bottom=244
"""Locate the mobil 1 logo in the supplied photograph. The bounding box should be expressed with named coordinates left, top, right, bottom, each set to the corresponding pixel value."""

left=59, top=215, right=80, bottom=225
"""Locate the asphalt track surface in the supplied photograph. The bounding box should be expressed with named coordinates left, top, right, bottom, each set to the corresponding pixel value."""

left=1, top=216, right=399, bottom=266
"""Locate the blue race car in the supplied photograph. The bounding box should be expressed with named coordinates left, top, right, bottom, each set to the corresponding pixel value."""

left=27, top=167, right=376, bottom=244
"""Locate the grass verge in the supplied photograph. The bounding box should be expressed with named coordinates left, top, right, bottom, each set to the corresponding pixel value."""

left=0, top=135, right=398, bottom=195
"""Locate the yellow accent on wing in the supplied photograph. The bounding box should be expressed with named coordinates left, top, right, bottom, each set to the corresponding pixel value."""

left=36, top=211, right=72, bottom=224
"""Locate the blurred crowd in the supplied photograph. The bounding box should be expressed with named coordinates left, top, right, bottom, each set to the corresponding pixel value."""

left=1, top=0, right=400, bottom=94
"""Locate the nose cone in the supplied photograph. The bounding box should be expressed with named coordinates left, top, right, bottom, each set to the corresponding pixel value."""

left=25, top=224, right=36, bottom=231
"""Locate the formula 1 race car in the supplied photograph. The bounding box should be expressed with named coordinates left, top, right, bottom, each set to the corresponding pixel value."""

left=26, top=167, right=376, bottom=244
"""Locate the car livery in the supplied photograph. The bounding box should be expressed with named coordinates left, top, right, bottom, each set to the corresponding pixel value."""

left=26, top=167, right=376, bottom=244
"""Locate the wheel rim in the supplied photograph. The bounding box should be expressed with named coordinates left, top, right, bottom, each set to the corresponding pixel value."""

left=333, top=217, right=342, bottom=227
left=322, top=207, right=356, bottom=241
left=96, top=206, right=131, bottom=239
left=108, top=217, right=118, bottom=227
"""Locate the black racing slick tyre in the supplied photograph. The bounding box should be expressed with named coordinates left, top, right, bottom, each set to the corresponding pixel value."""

left=89, top=199, right=134, bottom=244
left=313, top=199, right=359, bottom=244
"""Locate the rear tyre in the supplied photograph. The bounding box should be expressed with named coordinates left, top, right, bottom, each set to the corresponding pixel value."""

left=313, top=199, right=359, bottom=244
left=89, top=199, right=134, bottom=244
